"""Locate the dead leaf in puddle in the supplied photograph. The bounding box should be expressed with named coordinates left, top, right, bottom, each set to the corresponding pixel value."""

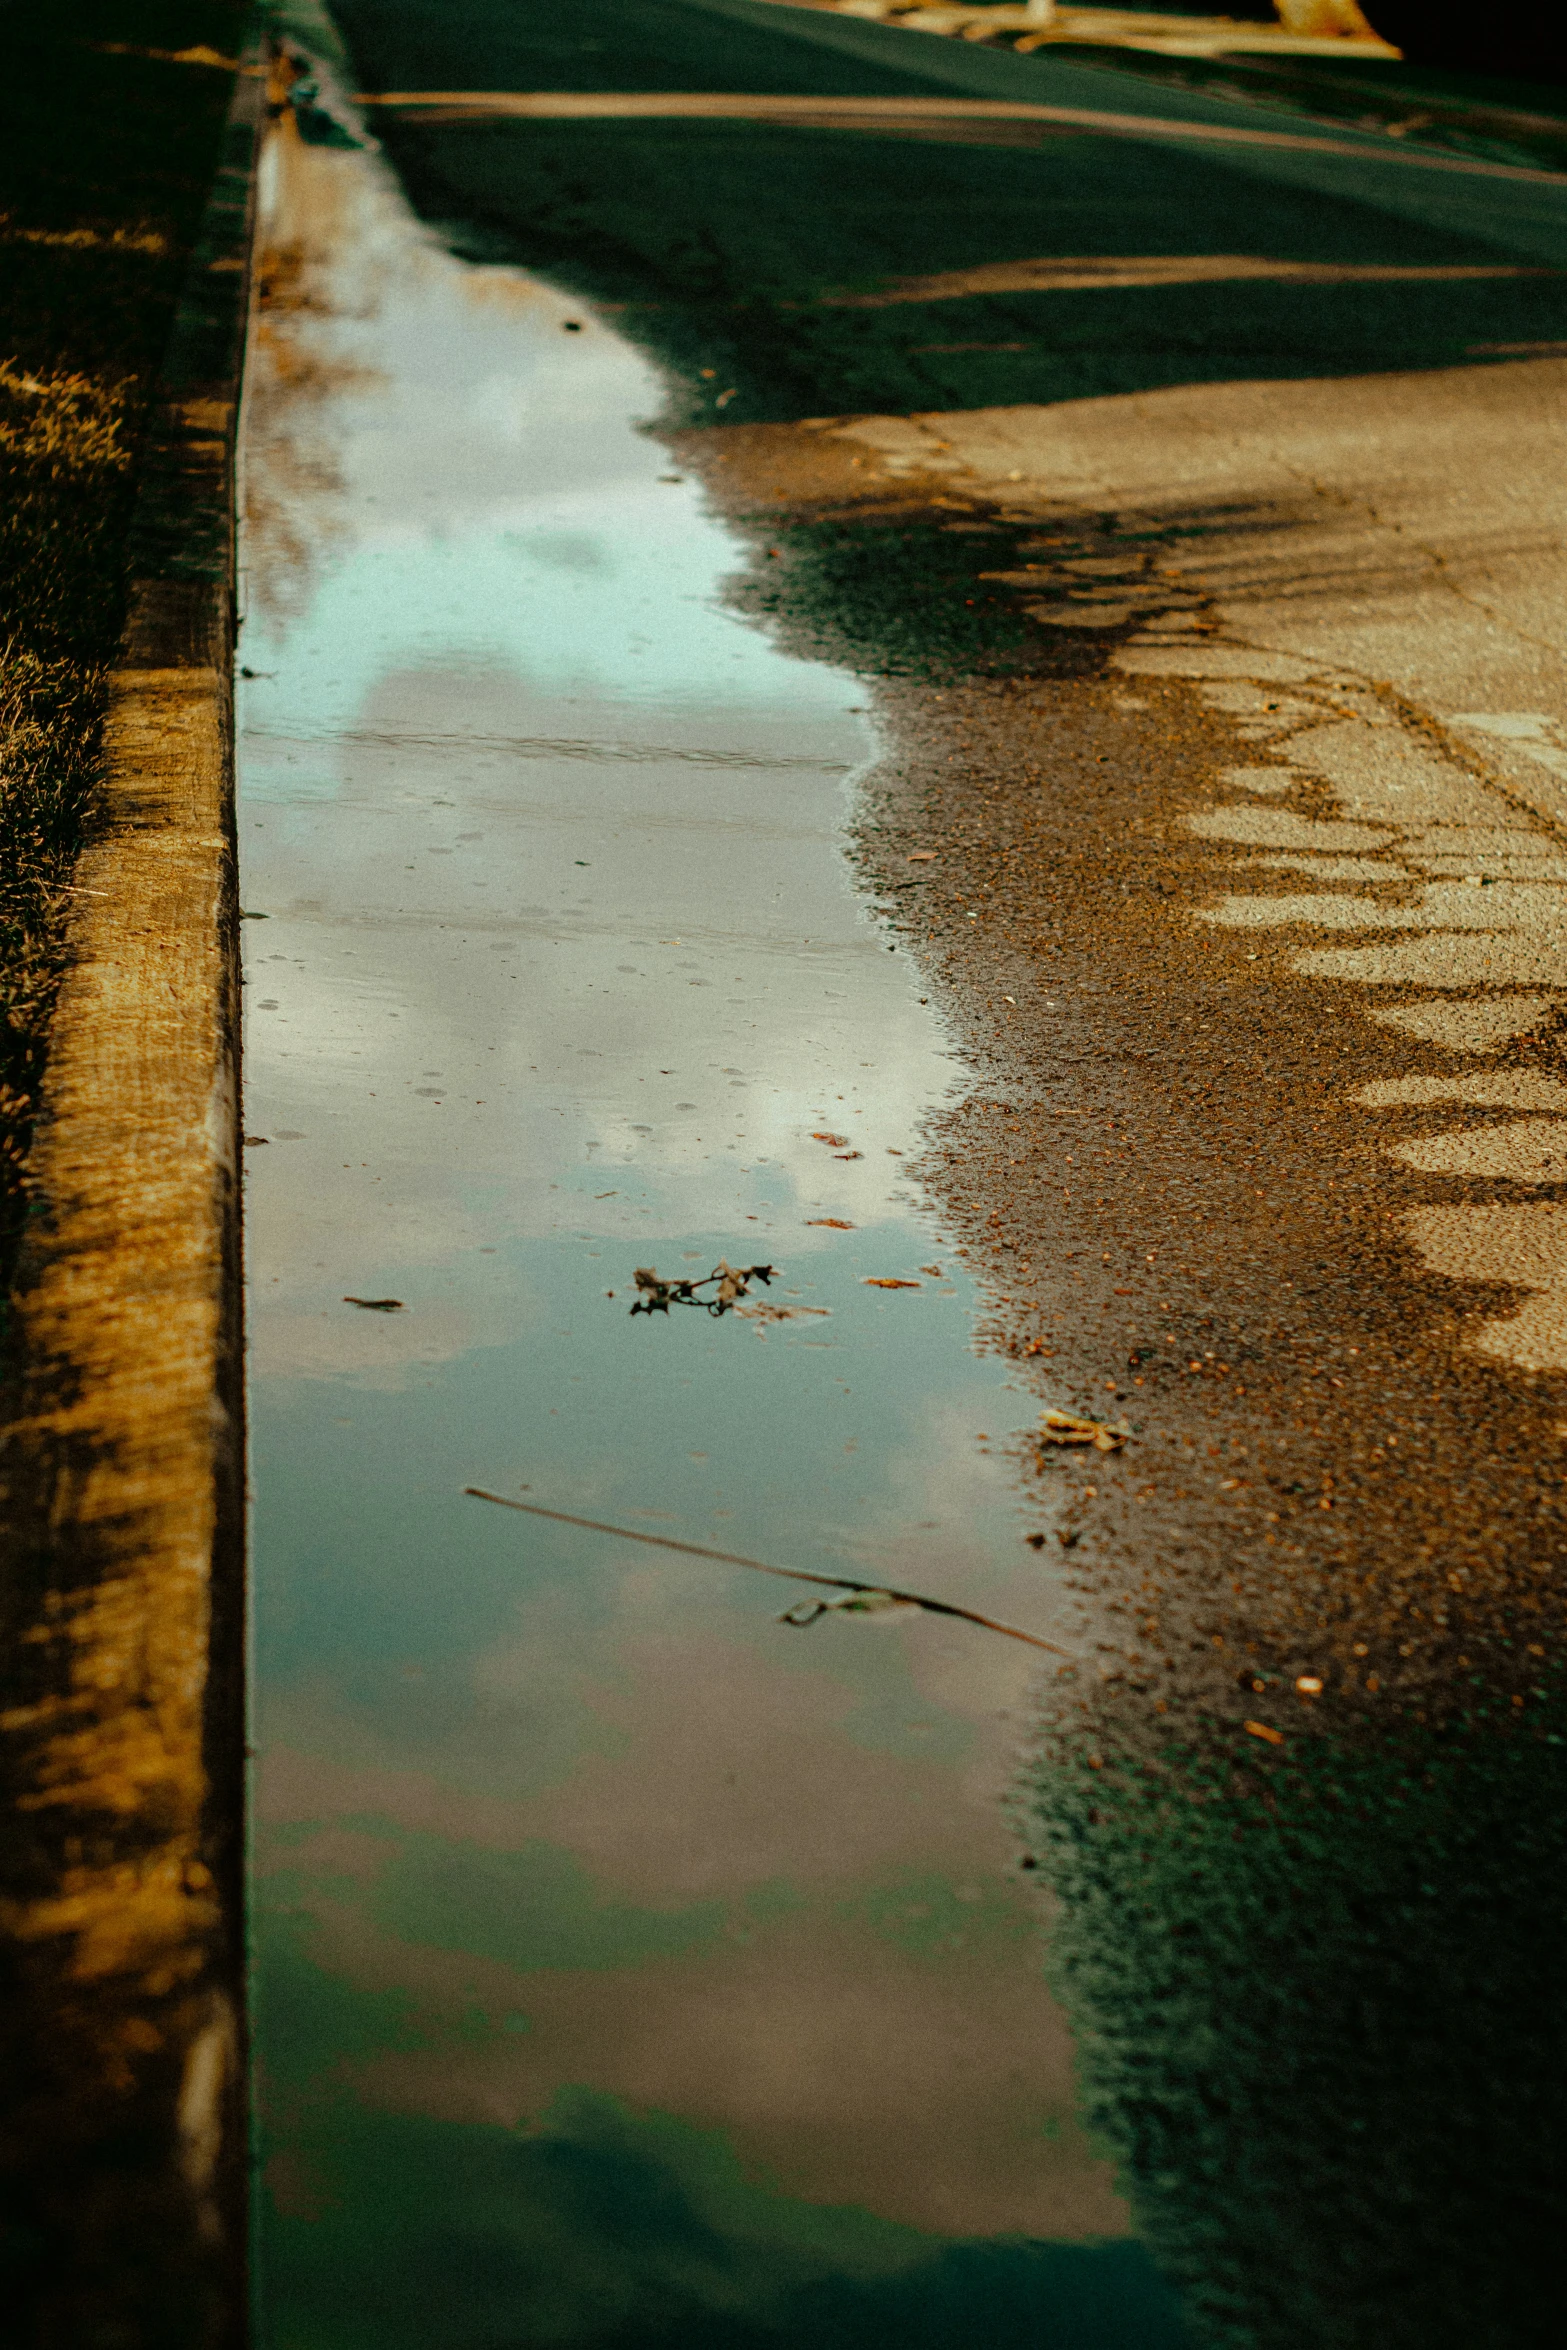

left=1244, top=1720, right=1285, bottom=1747
left=908, top=850, right=938, bottom=862
left=834, top=1151, right=864, bottom=1161
left=779, top=1588, right=908, bottom=1626
left=243, top=1135, right=270, bottom=1146
left=734, top=1302, right=831, bottom=1329
left=631, top=1261, right=776, bottom=1317
left=864, top=1277, right=920, bottom=1289
left=812, top=1131, right=850, bottom=1147
left=344, top=1296, right=404, bottom=1312
left=1040, top=1407, right=1129, bottom=1452
left=806, top=1217, right=855, bottom=1229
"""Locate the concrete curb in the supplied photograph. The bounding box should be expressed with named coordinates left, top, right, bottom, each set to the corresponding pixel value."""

left=0, top=34, right=266, bottom=2348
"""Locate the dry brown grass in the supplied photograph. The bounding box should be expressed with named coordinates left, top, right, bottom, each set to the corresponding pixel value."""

left=0, top=5, right=245, bottom=1304
left=0, top=369, right=134, bottom=1264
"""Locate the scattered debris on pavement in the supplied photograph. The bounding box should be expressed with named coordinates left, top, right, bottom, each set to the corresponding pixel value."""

left=1039, top=1406, right=1130, bottom=1452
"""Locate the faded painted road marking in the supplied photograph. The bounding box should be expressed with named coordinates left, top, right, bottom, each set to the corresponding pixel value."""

left=1115, top=635, right=1567, bottom=1374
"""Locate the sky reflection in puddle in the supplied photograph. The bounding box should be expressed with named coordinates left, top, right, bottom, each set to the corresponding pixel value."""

left=240, top=122, right=1182, bottom=2348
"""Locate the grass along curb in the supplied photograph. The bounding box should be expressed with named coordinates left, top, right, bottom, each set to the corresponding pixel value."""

left=0, top=26, right=264, bottom=2345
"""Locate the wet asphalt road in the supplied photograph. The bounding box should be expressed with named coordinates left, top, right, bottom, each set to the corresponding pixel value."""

left=268, top=3, right=1567, bottom=2344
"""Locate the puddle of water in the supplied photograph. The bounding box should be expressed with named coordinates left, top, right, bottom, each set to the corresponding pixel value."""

left=240, top=125, right=1183, bottom=2347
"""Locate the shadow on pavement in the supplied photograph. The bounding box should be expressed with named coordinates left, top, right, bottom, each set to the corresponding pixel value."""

left=328, top=0, right=1567, bottom=430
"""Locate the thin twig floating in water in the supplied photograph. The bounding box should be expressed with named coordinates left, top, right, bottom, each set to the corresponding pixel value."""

left=631, top=1260, right=776, bottom=1316
left=464, top=1489, right=1072, bottom=1656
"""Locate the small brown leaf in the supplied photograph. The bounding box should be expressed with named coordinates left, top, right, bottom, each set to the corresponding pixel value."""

left=735, top=1302, right=830, bottom=1329
left=713, top=1260, right=746, bottom=1306
left=1039, top=1408, right=1128, bottom=1452
left=344, top=1296, right=404, bottom=1312
left=812, top=1131, right=850, bottom=1147
left=780, top=1588, right=907, bottom=1628
left=806, top=1218, right=855, bottom=1228
left=864, top=1277, right=920, bottom=1290
left=1244, top=1720, right=1284, bottom=1747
